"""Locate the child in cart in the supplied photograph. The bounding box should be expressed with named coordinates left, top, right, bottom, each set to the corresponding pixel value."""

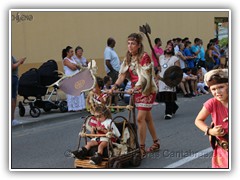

left=72, top=104, right=121, bottom=165
left=86, top=76, right=108, bottom=114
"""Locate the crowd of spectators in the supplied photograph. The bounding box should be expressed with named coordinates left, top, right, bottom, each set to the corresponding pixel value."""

left=61, top=36, right=229, bottom=113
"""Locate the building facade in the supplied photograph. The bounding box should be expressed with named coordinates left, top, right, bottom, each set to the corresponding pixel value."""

left=11, top=10, right=229, bottom=77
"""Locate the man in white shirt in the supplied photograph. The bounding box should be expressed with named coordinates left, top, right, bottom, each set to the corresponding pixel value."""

left=104, top=37, right=120, bottom=84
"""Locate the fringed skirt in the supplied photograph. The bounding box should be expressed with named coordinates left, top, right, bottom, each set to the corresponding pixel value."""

left=134, top=92, right=156, bottom=111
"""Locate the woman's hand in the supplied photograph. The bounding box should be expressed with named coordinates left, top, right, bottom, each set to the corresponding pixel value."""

left=106, top=88, right=115, bottom=95
left=126, top=88, right=134, bottom=94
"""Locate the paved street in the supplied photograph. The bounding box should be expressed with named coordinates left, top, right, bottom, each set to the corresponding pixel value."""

left=11, top=94, right=213, bottom=169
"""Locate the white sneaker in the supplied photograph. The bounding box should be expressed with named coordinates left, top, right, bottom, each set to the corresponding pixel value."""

left=12, top=119, right=22, bottom=126
left=164, top=114, right=172, bottom=120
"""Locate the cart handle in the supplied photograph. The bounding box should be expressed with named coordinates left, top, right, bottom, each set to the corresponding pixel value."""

left=79, top=132, right=114, bottom=138
left=103, top=90, right=140, bottom=95
left=107, top=105, right=134, bottom=110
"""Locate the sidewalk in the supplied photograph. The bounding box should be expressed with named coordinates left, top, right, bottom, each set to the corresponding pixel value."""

left=13, top=96, right=127, bottom=128
left=13, top=104, right=90, bottom=128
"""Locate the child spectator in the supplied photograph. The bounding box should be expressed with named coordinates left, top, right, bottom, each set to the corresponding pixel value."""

left=197, top=67, right=209, bottom=94
left=191, top=67, right=200, bottom=96
left=182, top=68, right=198, bottom=96
left=123, top=80, right=132, bottom=104
left=179, top=72, right=192, bottom=98
left=103, top=75, right=118, bottom=112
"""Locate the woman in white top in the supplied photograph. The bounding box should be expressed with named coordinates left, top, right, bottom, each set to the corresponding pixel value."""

left=72, top=46, right=87, bottom=110
left=72, top=46, right=88, bottom=67
left=62, top=46, right=85, bottom=111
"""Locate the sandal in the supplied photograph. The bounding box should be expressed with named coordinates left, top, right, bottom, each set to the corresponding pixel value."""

left=140, top=144, right=147, bottom=159
left=146, top=139, right=160, bottom=153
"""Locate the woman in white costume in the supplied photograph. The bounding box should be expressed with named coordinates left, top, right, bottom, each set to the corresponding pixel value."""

left=62, top=46, right=85, bottom=112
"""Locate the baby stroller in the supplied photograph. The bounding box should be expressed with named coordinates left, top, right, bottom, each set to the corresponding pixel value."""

left=65, top=92, right=142, bottom=168
left=18, top=59, right=68, bottom=118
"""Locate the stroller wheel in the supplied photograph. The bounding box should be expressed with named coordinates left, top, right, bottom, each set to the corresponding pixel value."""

left=43, top=102, right=52, bottom=112
left=18, top=102, right=25, bottom=117
left=59, top=101, right=68, bottom=112
left=29, top=106, right=41, bottom=118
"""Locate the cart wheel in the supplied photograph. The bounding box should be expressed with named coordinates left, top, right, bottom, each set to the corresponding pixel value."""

left=43, top=102, right=52, bottom=112
left=29, top=106, right=41, bottom=118
left=59, top=101, right=68, bottom=112
left=131, top=153, right=141, bottom=167
left=112, top=161, right=122, bottom=168
left=18, top=102, right=25, bottom=117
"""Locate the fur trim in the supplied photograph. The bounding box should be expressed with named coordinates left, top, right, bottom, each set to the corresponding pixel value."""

left=204, top=69, right=228, bottom=87
left=135, top=62, right=157, bottom=95
left=119, top=59, right=129, bottom=74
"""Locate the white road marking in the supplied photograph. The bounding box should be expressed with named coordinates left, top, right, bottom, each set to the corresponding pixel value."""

left=164, top=147, right=212, bottom=168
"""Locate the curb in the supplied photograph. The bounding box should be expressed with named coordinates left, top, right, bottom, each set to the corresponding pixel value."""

left=12, top=110, right=90, bottom=129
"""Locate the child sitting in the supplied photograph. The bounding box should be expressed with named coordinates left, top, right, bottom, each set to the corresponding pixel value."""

left=197, top=66, right=209, bottom=94
left=103, top=75, right=118, bottom=112
left=86, top=76, right=108, bottom=114
left=72, top=104, right=121, bottom=165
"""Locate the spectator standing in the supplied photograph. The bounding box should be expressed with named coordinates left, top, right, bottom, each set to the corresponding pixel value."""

left=62, top=46, right=84, bottom=112
left=174, top=37, right=182, bottom=55
left=182, top=37, right=189, bottom=46
left=104, top=37, right=121, bottom=84
left=205, top=43, right=216, bottom=71
left=73, top=46, right=88, bottom=67
left=198, top=39, right=206, bottom=68
left=12, top=56, right=26, bottom=126
left=210, top=38, right=221, bottom=66
left=177, top=43, right=187, bottom=69
left=191, top=38, right=201, bottom=66
left=184, top=41, right=196, bottom=68
left=152, top=38, right=164, bottom=68
left=72, top=46, right=87, bottom=110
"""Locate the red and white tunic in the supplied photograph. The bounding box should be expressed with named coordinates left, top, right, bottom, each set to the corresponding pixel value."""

left=120, top=53, right=157, bottom=111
